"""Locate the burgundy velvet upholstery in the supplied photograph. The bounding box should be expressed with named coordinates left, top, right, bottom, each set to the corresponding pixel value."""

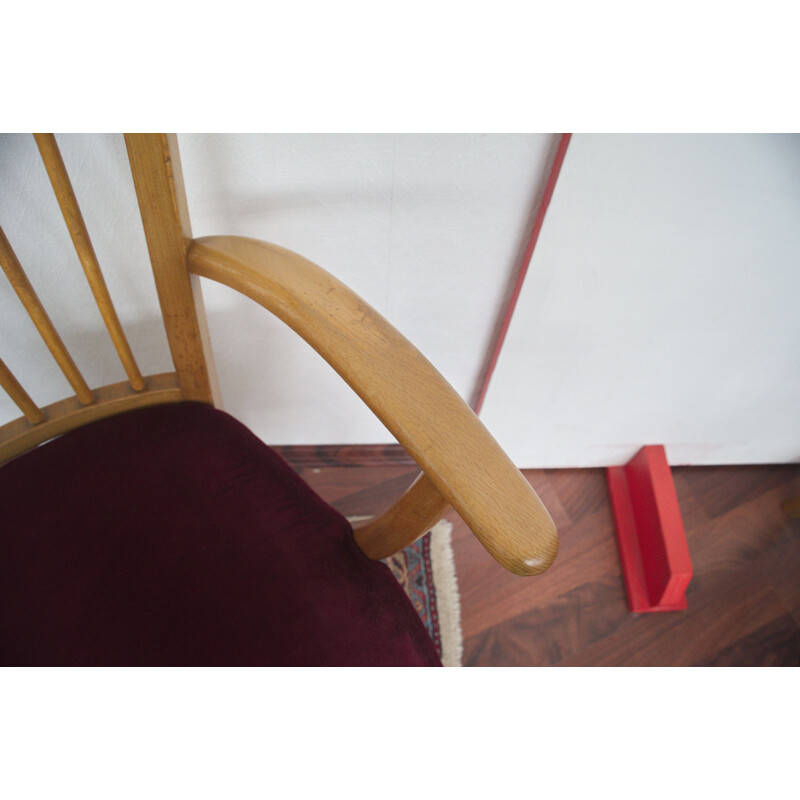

left=0, top=403, right=441, bottom=666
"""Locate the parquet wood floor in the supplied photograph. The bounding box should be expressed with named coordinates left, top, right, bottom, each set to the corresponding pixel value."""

left=297, top=461, right=800, bottom=666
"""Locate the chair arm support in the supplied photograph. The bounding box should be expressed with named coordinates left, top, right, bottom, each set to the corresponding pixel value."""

left=352, top=472, right=453, bottom=562
left=188, top=236, right=557, bottom=576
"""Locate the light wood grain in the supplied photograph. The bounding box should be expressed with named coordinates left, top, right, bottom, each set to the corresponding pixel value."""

left=124, top=134, right=221, bottom=406
left=353, top=472, right=451, bottom=559
left=188, top=235, right=558, bottom=576
left=0, top=224, right=94, bottom=405
left=34, top=133, right=145, bottom=392
left=0, top=357, right=44, bottom=423
left=0, top=373, right=182, bottom=466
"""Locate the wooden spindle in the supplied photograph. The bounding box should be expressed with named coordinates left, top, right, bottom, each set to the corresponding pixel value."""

left=0, top=225, right=94, bottom=405
left=34, top=133, right=145, bottom=391
left=0, top=357, right=44, bottom=423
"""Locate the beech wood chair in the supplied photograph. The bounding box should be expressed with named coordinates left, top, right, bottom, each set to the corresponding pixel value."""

left=0, top=134, right=557, bottom=666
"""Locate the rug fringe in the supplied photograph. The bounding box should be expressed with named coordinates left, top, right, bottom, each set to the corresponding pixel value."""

left=428, top=519, right=463, bottom=667
left=347, top=515, right=463, bottom=667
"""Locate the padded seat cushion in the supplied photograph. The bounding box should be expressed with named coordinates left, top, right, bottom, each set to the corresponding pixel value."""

left=0, top=403, right=441, bottom=666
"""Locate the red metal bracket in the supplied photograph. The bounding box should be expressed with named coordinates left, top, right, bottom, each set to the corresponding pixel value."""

left=606, top=446, right=692, bottom=613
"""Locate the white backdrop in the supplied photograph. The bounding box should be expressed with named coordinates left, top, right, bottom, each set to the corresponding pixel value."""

left=0, top=133, right=555, bottom=445
left=2, top=134, right=799, bottom=466
left=481, top=134, right=800, bottom=466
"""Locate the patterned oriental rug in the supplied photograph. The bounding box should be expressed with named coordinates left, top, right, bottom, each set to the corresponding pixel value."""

left=348, top=518, right=463, bottom=667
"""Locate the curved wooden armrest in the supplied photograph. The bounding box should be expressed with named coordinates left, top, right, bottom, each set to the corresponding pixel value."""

left=188, top=236, right=557, bottom=576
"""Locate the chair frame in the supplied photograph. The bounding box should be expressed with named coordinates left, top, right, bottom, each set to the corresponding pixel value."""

left=0, top=133, right=558, bottom=576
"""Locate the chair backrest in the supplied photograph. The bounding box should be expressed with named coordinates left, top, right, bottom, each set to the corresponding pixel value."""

left=0, top=134, right=217, bottom=466
left=1, top=133, right=559, bottom=576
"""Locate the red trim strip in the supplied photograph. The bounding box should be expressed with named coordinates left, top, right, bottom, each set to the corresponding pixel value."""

left=470, top=133, right=572, bottom=414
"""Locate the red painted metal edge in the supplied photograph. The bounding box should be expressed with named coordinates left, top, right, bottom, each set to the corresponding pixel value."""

left=606, top=445, right=693, bottom=613
left=471, top=132, right=572, bottom=414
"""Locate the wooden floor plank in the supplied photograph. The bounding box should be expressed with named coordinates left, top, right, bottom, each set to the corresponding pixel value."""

left=291, top=455, right=800, bottom=667
left=557, top=576, right=793, bottom=667
left=675, top=465, right=794, bottom=519
left=702, top=615, right=800, bottom=667
left=300, top=465, right=418, bottom=514
left=453, top=470, right=624, bottom=639
left=464, top=577, right=630, bottom=666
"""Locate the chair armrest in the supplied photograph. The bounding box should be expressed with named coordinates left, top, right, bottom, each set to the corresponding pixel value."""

left=188, top=236, right=557, bottom=576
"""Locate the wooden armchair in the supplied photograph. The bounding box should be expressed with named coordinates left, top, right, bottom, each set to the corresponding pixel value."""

left=0, top=134, right=557, bottom=665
